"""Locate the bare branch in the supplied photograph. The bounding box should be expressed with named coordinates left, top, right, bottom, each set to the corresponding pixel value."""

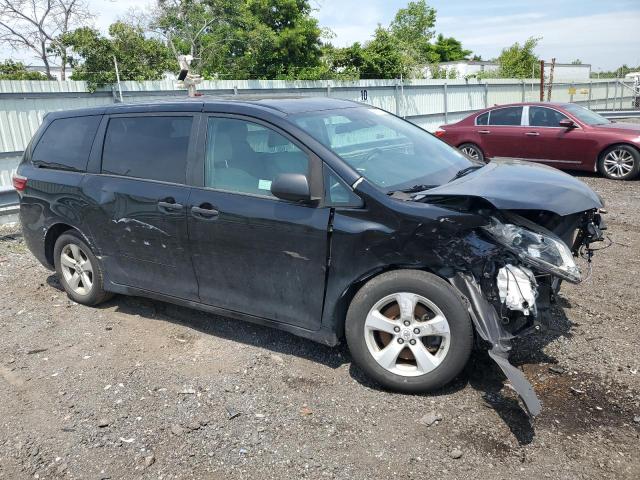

left=0, top=0, right=94, bottom=78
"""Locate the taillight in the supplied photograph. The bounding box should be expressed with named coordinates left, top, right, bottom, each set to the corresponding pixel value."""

left=434, top=128, right=446, bottom=138
left=12, top=174, right=27, bottom=191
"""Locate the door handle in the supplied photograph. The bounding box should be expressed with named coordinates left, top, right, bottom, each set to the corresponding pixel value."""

left=191, top=204, right=219, bottom=219
left=525, top=132, right=540, bottom=136
left=478, top=130, right=490, bottom=134
left=158, top=199, right=183, bottom=212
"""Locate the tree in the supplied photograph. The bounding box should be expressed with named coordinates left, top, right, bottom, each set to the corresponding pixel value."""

left=571, top=59, right=582, bottom=65
left=496, top=37, right=541, bottom=78
left=431, top=34, right=471, bottom=62
left=0, top=0, right=93, bottom=80
left=359, top=26, right=415, bottom=79
left=61, top=21, right=174, bottom=90
left=389, top=0, right=437, bottom=65
left=0, top=59, right=46, bottom=79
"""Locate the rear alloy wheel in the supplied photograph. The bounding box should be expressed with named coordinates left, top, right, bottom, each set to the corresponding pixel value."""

left=54, top=231, right=113, bottom=306
left=345, top=270, right=473, bottom=393
left=598, top=145, right=640, bottom=180
left=458, top=143, right=485, bottom=163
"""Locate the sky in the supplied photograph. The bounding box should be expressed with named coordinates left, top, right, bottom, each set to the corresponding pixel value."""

left=5, top=0, right=640, bottom=72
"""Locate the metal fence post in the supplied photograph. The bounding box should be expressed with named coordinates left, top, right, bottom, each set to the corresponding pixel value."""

left=395, top=81, right=401, bottom=116
left=484, top=82, right=488, bottom=108
left=326, top=82, right=331, bottom=98
left=619, top=80, right=624, bottom=110
left=443, top=82, right=448, bottom=123
left=588, top=80, right=592, bottom=109
left=613, top=80, right=618, bottom=111
left=605, top=82, right=609, bottom=110
left=521, top=80, right=525, bottom=102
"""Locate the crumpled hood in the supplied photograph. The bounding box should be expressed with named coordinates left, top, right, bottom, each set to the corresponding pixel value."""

left=420, top=159, right=603, bottom=216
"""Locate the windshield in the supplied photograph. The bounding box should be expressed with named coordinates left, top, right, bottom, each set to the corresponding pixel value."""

left=563, top=104, right=610, bottom=126
left=290, top=107, right=472, bottom=192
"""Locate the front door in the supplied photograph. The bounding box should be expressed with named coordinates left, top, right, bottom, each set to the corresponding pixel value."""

left=187, top=115, right=330, bottom=331
left=82, top=113, right=200, bottom=300
left=523, top=106, right=596, bottom=168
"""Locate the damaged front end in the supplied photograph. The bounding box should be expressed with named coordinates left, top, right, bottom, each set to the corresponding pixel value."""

left=443, top=206, right=607, bottom=416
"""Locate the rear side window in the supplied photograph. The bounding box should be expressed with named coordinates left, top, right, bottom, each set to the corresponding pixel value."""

left=32, top=116, right=101, bottom=171
left=101, top=116, right=193, bottom=184
left=475, top=112, right=489, bottom=125
left=488, top=107, right=523, bottom=126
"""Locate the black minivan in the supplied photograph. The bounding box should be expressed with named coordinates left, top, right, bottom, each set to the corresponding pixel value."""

left=14, top=97, right=606, bottom=415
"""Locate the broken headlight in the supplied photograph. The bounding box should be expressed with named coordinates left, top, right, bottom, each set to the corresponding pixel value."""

left=483, top=220, right=581, bottom=283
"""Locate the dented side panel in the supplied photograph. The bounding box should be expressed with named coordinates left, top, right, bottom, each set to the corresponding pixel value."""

left=80, top=174, right=199, bottom=300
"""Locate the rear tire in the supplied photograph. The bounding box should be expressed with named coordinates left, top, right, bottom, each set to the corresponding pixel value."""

left=345, top=270, right=473, bottom=393
left=458, top=143, right=485, bottom=163
left=598, top=144, right=640, bottom=180
left=53, top=231, right=113, bottom=306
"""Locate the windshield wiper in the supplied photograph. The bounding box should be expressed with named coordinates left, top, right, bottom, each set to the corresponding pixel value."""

left=388, top=184, right=438, bottom=195
left=449, top=165, right=483, bottom=182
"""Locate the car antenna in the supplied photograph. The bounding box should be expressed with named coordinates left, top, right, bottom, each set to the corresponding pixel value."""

left=176, top=55, right=203, bottom=97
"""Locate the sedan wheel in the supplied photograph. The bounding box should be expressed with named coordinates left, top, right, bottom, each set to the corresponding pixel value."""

left=599, top=145, right=640, bottom=180
left=364, top=292, right=451, bottom=376
left=458, top=143, right=485, bottom=163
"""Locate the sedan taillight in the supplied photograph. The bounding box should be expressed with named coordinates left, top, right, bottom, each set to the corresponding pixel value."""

left=434, top=128, right=446, bottom=138
left=12, top=174, right=27, bottom=191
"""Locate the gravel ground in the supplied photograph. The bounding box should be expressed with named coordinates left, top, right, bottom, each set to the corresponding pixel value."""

left=1, top=173, right=639, bottom=480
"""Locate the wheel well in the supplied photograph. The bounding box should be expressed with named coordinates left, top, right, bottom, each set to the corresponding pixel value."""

left=332, top=265, right=440, bottom=340
left=44, top=223, right=74, bottom=267
left=598, top=142, right=640, bottom=161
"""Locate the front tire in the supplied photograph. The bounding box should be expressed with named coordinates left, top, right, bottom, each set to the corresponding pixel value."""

left=53, top=231, right=112, bottom=306
left=345, top=270, right=473, bottom=393
left=458, top=143, right=485, bottom=163
left=598, top=145, right=640, bottom=180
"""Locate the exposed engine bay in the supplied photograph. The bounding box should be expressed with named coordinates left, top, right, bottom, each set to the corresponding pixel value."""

left=416, top=192, right=608, bottom=416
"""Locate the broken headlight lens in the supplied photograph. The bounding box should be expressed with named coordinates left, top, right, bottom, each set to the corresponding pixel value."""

left=483, top=220, right=581, bottom=283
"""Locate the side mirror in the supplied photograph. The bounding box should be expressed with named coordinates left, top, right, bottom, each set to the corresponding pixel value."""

left=559, top=119, right=577, bottom=129
left=271, top=173, right=312, bottom=203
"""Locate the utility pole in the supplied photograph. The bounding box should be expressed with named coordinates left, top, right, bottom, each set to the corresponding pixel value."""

left=539, top=60, right=545, bottom=101
left=113, top=56, right=123, bottom=103
left=547, top=58, right=556, bottom=102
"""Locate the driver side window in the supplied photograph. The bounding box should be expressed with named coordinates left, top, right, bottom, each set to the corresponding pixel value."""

left=204, top=117, right=309, bottom=197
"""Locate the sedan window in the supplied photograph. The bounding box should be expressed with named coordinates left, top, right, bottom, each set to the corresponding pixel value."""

left=529, top=107, right=568, bottom=127
left=488, top=107, right=523, bottom=126
left=205, top=117, right=309, bottom=197
left=476, top=112, right=489, bottom=125
left=563, top=104, right=610, bottom=125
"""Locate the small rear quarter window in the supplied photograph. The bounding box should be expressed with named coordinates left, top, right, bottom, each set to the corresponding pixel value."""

left=31, top=116, right=101, bottom=171
left=475, top=112, right=489, bottom=125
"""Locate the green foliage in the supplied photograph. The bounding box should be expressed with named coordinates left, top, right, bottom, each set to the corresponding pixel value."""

left=152, top=0, right=323, bottom=79
left=571, top=59, right=582, bottom=65
left=0, top=60, right=46, bottom=80
left=496, top=37, right=541, bottom=79
left=60, top=21, right=174, bottom=90
left=432, top=34, right=471, bottom=63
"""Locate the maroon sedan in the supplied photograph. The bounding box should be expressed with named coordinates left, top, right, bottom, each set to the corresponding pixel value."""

left=435, top=102, right=640, bottom=180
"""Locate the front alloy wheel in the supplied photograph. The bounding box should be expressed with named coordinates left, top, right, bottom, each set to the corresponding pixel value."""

left=599, top=145, right=640, bottom=180
left=364, top=292, right=451, bottom=376
left=345, top=270, right=473, bottom=393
